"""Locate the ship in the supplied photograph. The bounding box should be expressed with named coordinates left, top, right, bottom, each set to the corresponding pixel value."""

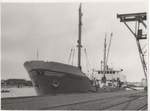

left=24, top=4, right=94, bottom=95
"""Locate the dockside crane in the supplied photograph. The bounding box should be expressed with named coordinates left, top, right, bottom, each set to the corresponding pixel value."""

left=117, top=12, right=147, bottom=82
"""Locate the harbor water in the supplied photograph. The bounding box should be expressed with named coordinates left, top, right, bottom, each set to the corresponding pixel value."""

left=1, top=87, right=37, bottom=98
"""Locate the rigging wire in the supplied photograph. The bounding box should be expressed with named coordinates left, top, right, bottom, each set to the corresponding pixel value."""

left=84, top=48, right=91, bottom=73
left=71, top=48, right=75, bottom=65
left=36, top=48, right=39, bottom=60
left=68, top=48, right=73, bottom=64
left=68, top=48, right=76, bottom=65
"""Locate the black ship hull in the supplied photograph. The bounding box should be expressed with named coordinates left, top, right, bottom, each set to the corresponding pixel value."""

left=24, top=61, right=93, bottom=95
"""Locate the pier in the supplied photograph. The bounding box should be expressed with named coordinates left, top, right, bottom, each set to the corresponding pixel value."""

left=2, top=90, right=147, bottom=110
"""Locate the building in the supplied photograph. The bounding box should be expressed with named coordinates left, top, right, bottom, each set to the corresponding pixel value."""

left=1, top=79, right=33, bottom=87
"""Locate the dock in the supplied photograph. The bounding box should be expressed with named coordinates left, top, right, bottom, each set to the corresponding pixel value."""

left=2, top=90, right=147, bottom=110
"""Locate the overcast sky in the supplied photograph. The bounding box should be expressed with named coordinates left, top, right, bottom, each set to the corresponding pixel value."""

left=1, top=1, right=147, bottom=82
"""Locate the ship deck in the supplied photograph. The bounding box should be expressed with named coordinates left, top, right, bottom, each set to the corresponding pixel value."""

left=1, top=90, right=147, bottom=110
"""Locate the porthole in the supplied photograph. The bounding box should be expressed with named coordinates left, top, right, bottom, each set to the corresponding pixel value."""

left=51, top=79, right=60, bottom=88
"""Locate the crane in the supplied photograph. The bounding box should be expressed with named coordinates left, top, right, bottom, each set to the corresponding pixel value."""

left=117, top=12, right=147, bottom=82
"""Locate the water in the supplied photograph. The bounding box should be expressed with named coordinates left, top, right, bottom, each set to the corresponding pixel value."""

left=1, top=87, right=37, bottom=98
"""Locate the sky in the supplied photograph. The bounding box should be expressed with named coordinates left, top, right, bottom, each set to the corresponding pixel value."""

left=1, top=1, right=148, bottom=82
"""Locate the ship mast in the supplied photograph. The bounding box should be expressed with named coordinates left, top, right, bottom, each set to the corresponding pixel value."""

left=77, top=3, right=82, bottom=70
left=103, top=35, right=107, bottom=75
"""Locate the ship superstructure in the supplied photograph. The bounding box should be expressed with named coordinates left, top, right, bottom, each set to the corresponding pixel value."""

left=92, top=33, right=126, bottom=88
